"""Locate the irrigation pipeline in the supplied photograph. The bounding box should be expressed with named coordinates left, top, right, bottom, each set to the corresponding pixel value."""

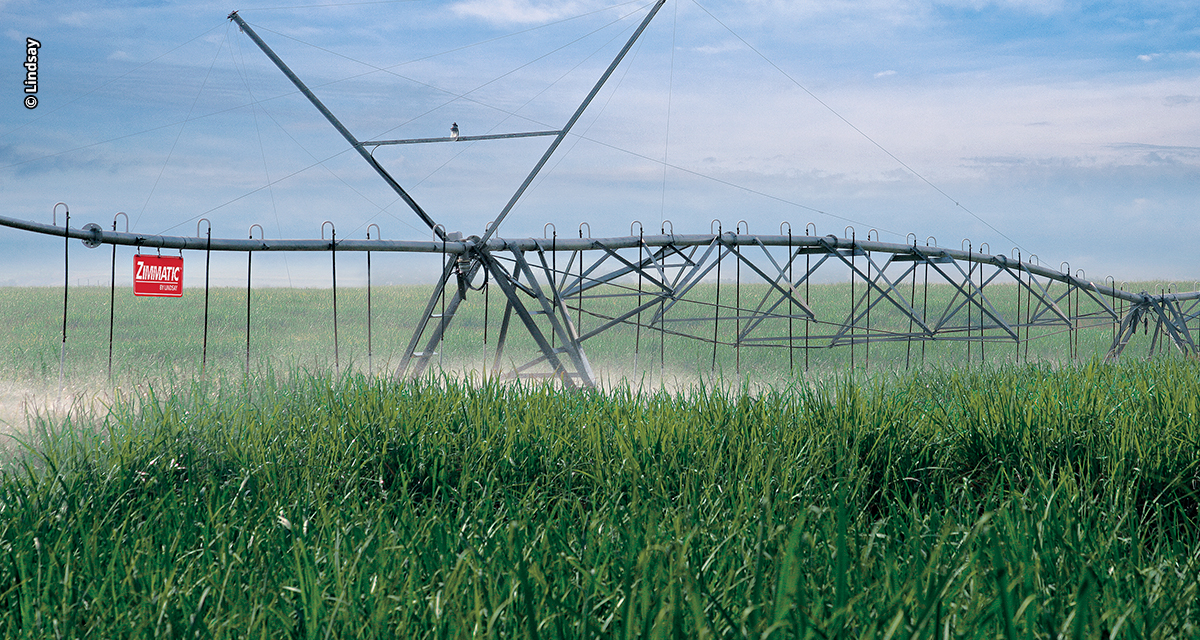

left=3, top=212, right=1195, bottom=307
left=6, top=210, right=1200, bottom=387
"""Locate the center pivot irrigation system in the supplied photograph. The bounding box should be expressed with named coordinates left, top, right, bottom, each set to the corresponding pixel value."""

left=4, top=2, right=1200, bottom=388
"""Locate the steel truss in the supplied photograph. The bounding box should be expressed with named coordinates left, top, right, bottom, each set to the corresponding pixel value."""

left=393, top=231, right=1200, bottom=385
left=4, top=212, right=1200, bottom=387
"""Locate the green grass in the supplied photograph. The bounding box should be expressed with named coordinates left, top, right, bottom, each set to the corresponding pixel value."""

left=1, top=359, right=1199, bottom=637
left=2, top=283, right=1198, bottom=636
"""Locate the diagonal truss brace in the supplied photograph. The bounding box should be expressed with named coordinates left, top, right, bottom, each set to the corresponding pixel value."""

left=1106, top=295, right=1199, bottom=361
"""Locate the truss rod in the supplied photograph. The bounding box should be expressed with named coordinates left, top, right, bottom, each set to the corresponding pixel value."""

left=362, top=131, right=561, bottom=145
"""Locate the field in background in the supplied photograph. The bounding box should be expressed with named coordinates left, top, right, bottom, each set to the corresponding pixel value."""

left=1, top=281, right=1191, bottom=391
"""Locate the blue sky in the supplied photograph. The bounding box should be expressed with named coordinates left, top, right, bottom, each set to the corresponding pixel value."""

left=1, top=0, right=1198, bottom=287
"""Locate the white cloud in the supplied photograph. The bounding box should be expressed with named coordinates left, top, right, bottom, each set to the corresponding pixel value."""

left=1136, top=51, right=1200, bottom=64
left=448, top=0, right=616, bottom=25
left=874, top=70, right=897, bottom=78
left=694, top=42, right=741, bottom=56
left=58, top=11, right=91, bottom=28
left=933, top=0, right=1065, bottom=14
left=728, top=0, right=927, bottom=27
left=735, top=0, right=1067, bottom=24
left=1165, top=95, right=1199, bottom=107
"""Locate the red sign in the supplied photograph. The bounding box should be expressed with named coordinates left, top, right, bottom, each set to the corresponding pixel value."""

left=134, top=255, right=183, bottom=297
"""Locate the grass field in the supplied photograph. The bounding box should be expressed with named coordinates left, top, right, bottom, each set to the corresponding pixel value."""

left=1, top=285, right=1199, bottom=637
left=0, top=280, right=1188, bottom=389
left=0, top=361, right=1198, bottom=637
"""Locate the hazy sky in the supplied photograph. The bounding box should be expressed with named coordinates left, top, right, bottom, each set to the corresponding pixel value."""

left=2, top=0, right=1198, bottom=286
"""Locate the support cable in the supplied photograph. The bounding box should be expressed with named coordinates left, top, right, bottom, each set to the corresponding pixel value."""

left=134, top=26, right=230, bottom=232
left=573, top=135, right=903, bottom=238
left=225, top=39, right=426, bottom=241
left=529, top=23, right=650, bottom=201
left=479, top=0, right=666, bottom=245
left=659, top=0, right=678, bottom=228
left=231, top=37, right=295, bottom=286
left=229, top=11, right=443, bottom=238
left=689, top=0, right=1026, bottom=253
